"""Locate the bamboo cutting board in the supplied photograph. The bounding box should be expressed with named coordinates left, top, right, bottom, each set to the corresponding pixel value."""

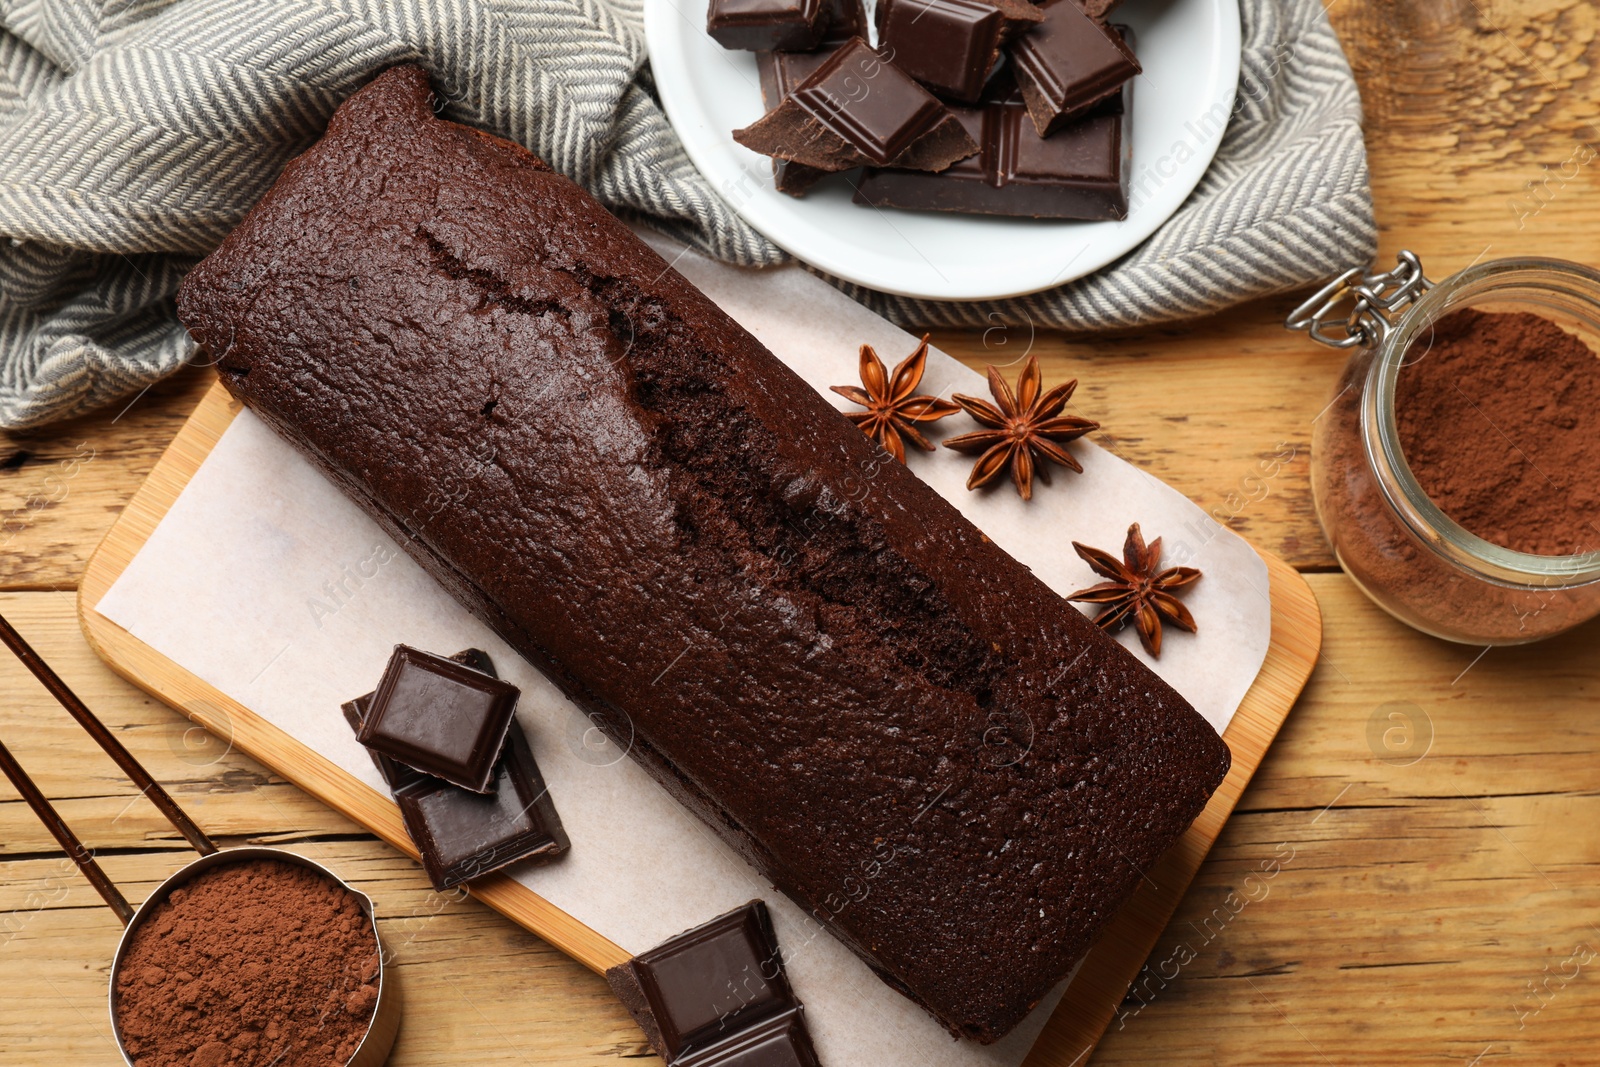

left=78, top=378, right=1322, bottom=1066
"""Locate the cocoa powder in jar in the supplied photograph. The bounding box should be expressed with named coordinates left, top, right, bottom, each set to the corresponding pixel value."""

left=114, top=858, right=379, bottom=1067
left=1395, top=307, right=1600, bottom=555
left=1312, top=305, right=1600, bottom=641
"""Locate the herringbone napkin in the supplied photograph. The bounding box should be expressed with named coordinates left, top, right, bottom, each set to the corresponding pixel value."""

left=0, top=0, right=1373, bottom=429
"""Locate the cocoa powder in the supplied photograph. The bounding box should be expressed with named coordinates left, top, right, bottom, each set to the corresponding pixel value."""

left=1395, top=307, right=1600, bottom=555
left=115, top=858, right=379, bottom=1067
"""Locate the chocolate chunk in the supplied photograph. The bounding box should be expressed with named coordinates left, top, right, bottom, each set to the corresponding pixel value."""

left=1007, top=0, right=1138, bottom=137
left=853, top=77, right=1130, bottom=219
left=342, top=693, right=426, bottom=790
left=811, top=0, right=866, bottom=37
left=356, top=644, right=521, bottom=793
left=683, top=1008, right=819, bottom=1066
left=754, top=0, right=868, bottom=195
left=397, top=726, right=568, bottom=889
left=606, top=901, right=819, bottom=1066
left=874, top=0, right=1042, bottom=103
left=707, top=0, right=830, bottom=52
left=448, top=646, right=497, bottom=676
left=768, top=160, right=831, bottom=197
left=345, top=649, right=569, bottom=890
left=733, top=37, right=978, bottom=172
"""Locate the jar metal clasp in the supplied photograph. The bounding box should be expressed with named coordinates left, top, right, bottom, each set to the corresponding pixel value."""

left=1286, top=250, right=1435, bottom=350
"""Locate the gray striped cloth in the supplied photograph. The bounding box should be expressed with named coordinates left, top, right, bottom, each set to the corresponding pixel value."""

left=0, top=0, right=1373, bottom=429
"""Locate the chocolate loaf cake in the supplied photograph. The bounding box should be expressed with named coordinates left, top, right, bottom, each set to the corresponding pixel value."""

left=177, top=66, right=1231, bottom=1043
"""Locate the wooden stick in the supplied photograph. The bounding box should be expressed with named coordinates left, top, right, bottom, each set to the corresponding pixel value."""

left=0, top=737, right=134, bottom=924
left=0, top=612, right=216, bottom=856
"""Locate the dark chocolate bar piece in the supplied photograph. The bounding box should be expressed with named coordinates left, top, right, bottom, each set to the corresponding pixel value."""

left=340, top=645, right=500, bottom=791
left=811, top=0, right=866, bottom=37
left=754, top=0, right=867, bottom=195
left=345, top=649, right=569, bottom=890
left=1007, top=0, right=1138, bottom=136
left=397, top=726, right=568, bottom=889
left=707, top=0, right=829, bottom=52
left=357, top=643, right=521, bottom=793
left=852, top=78, right=1130, bottom=219
left=874, top=0, right=1042, bottom=103
left=449, top=647, right=497, bottom=676
left=683, top=1008, right=818, bottom=1066
left=342, top=693, right=426, bottom=790
left=606, top=901, right=820, bottom=1066
left=734, top=37, right=978, bottom=172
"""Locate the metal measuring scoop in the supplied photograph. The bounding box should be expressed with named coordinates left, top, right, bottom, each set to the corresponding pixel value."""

left=0, top=613, right=400, bottom=1066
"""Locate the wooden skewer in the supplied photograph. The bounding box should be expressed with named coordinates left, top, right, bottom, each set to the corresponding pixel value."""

left=0, top=612, right=215, bottom=856
left=0, top=737, right=134, bottom=924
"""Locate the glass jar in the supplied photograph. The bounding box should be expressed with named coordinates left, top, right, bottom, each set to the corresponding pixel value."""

left=1289, top=253, right=1600, bottom=644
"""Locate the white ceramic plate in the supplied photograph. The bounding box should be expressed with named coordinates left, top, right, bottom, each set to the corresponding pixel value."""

left=645, top=0, right=1241, bottom=300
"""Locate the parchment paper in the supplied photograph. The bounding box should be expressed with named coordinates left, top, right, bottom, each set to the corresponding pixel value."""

left=97, top=235, right=1271, bottom=1066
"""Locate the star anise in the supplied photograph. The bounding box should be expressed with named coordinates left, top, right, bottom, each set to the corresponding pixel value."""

left=941, top=355, right=1099, bottom=500
left=830, top=336, right=961, bottom=463
left=1067, top=523, right=1201, bottom=658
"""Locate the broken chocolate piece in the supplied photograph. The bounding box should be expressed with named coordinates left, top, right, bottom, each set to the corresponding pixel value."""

left=345, top=649, right=569, bottom=891
left=707, top=0, right=830, bottom=52
left=875, top=0, right=1043, bottom=103
left=1007, top=0, right=1139, bottom=137
left=396, top=726, right=569, bottom=889
left=342, top=693, right=426, bottom=790
left=606, top=901, right=820, bottom=1066
left=852, top=76, right=1130, bottom=219
left=734, top=37, right=978, bottom=172
left=357, top=644, right=521, bottom=793
left=684, top=1008, right=819, bottom=1066
left=755, top=0, right=868, bottom=195
left=812, top=0, right=866, bottom=36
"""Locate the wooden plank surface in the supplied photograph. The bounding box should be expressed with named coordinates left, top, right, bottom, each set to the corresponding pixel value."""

left=5, top=1, right=1600, bottom=1063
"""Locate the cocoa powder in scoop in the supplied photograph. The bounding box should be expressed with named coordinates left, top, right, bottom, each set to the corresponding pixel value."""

left=1396, top=307, right=1600, bottom=555
left=115, top=858, right=379, bottom=1067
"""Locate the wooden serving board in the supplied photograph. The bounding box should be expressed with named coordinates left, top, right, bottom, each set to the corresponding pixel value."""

left=79, top=379, right=1322, bottom=1066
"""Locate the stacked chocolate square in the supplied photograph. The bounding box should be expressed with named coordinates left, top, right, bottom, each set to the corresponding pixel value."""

left=343, top=645, right=569, bottom=890
left=714, top=0, right=1139, bottom=218
left=607, top=901, right=824, bottom=1066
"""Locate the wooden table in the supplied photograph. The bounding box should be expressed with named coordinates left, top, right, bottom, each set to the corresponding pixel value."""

left=4, top=3, right=1599, bottom=1063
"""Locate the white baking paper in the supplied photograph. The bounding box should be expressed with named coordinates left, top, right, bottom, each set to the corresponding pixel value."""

left=97, top=235, right=1271, bottom=1066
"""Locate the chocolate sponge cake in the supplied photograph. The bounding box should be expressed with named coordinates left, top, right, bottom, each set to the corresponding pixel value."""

left=177, top=66, right=1231, bottom=1043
